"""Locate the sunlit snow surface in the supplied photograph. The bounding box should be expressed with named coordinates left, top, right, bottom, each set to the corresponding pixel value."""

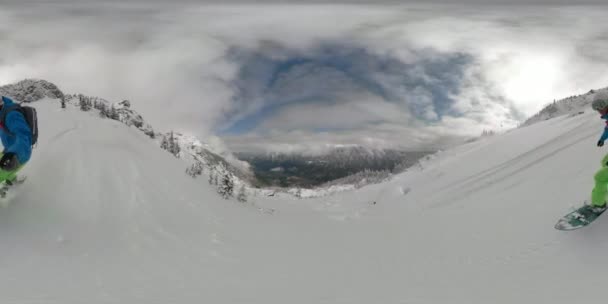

left=0, top=99, right=606, bottom=303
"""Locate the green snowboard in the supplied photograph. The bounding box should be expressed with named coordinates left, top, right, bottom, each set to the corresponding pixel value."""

left=555, top=204, right=607, bottom=231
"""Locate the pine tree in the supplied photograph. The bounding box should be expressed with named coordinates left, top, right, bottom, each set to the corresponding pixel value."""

left=218, top=173, right=234, bottom=199
left=61, top=98, right=66, bottom=109
left=160, top=135, right=169, bottom=150
left=237, top=185, right=247, bottom=203
left=208, top=171, right=215, bottom=185
left=79, top=95, right=91, bottom=111
left=169, top=132, right=181, bottom=157
left=169, top=132, right=176, bottom=154
left=186, top=161, right=204, bottom=178
left=109, top=105, right=120, bottom=120
left=99, top=104, right=109, bottom=118
left=174, top=143, right=180, bottom=157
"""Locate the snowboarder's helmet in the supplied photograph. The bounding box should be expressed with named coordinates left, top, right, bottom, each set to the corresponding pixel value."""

left=592, top=91, right=608, bottom=111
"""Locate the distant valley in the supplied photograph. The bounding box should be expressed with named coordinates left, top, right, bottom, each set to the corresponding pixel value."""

left=236, top=147, right=434, bottom=188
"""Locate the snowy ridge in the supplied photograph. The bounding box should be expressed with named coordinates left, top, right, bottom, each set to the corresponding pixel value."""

left=167, top=132, right=255, bottom=185
left=1, top=79, right=252, bottom=194
left=522, top=87, right=608, bottom=126
left=64, top=94, right=156, bottom=138
left=0, top=79, right=64, bottom=102
left=112, top=100, right=156, bottom=138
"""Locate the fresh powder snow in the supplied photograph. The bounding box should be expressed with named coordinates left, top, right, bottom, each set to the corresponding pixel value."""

left=1, top=98, right=607, bottom=303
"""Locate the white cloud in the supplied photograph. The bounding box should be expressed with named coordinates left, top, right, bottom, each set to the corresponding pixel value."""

left=256, top=96, right=410, bottom=131
left=2, top=2, right=608, bottom=152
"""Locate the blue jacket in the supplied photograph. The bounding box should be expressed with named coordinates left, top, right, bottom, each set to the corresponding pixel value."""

left=0, top=96, right=32, bottom=164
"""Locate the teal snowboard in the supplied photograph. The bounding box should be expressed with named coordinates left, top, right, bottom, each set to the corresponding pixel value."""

left=555, top=204, right=607, bottom=231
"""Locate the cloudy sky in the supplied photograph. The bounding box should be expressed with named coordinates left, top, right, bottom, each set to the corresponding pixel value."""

left=2, top=1, right=608, bottom=153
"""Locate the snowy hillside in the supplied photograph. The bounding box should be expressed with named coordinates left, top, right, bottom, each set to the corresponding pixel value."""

left=522, top=87, right=608, bottom=126
left=63, top=91, right=254, bottom=188
left=63, top=94, right=156, bottom=138
left=0, top=93, right=601, bottom=302
left=0, top=79, right=253, bottom=191
left=171, top=132, right=255, bottom=184
left=3, top=93, right=608, bottom=302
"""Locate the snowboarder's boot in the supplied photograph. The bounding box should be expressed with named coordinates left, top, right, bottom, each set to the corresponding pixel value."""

left=0, top=182, right=11, bottom=198
left=0, top=176, right=25, bottom=199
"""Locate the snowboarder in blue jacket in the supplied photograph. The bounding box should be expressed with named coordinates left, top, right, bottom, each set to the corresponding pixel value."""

left=0, top=96, right=32, bottom=183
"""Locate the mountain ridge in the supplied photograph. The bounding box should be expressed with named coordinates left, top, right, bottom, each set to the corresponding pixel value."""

left=0, top=79, right=254, bottom=191
left=522, top=87, right=608, bottom=127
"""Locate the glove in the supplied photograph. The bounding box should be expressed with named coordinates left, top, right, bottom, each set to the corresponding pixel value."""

left=599, top=140, right=605, bottom=147
left=0, top=153, right=18, bottom=171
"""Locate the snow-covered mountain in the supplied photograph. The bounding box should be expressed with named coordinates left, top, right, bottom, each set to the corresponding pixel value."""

left=1, top=81, right=608, bottom=302
left=1, top=79, right=428, bottom=194
left=1, top=79, right=253, bottom=192
left=168, top=132, right=255, bottom=184
left=63, top=94, right=156, bottom=138
left=237, top=147, right=431, bottom=188
left=0, top=79, right=64, bottom=102
left=522, top=87, right=608, bottom=126
left=248, top=146, right=429, bottom=167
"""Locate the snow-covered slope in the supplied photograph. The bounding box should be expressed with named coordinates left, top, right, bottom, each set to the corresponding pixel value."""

left=1, top=79, right=253, bottom=190
left=254, top=108, right=608, bottom=303
left=171, top=132, right=255, bottom=183
left=522, top=87, right=608, bottom=126
left=3, top=95, right=608, bottom=303
left=0, top=100, right=230, bottom=302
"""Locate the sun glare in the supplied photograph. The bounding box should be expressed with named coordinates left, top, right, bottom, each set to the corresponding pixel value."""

left=500, top=53, right=562, bottom=116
